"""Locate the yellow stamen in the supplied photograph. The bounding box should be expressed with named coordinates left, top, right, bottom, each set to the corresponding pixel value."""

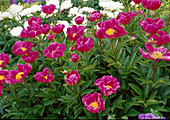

left=107, top=85, right=113, bottom=89
left=106, top=28, right=115, bottom=35
left=151, top=51, right=163, bottom=59
left=90, top=102, right=98, bottom=110
left=15, top=72, right=24, bottom=80
left=21, top=47, right=27, bottom=52
left=0, top=75, right=5, bottom=81
left=0, top=60, right=3, bottom=65
left=44, top=76, right=47, bottom=79
left=72, top=33, right=76, bottom=37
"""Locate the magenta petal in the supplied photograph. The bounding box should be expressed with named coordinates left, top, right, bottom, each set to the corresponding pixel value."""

left=145, top=43, right=154, bottom=54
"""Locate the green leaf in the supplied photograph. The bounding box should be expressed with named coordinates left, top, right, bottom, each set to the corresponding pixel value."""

left=127, top=109, right=139, bottom=116
left=129, top=83, right=143, bottom=96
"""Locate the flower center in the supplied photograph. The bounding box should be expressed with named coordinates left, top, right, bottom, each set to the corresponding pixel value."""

left=106, top=28, right=115, bottom=35
left=107, top=85, right=113, bottom=89
left=0, top=75, right=5, bottom=81
left=21, top=47, right=27, bottom=52
left=72, top=33, right=76, bottom=37
left=44, top=76, right=47, bottom=79
left=151, top=51, right=163, bottom=59
left=15, top=72, right=24, bottom=80
left=90, top=102, right=98, bottom=110
left=0, top=60, right=3, bottom=65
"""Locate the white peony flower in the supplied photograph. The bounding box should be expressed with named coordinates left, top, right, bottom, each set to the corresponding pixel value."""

left=10, top=26, right=23, bottom=37
left=19, top=8, right=31, bottom=16
left=68, top=7, right=79, bottom=17
left=100, top=10, right=115, bottom=18
left=46, top=0, right=60, bottom=9
left=79, top=7, right=95, bottom=14
left=71, top=14, right=87, bottom=26
left=130, top=1, right=139, bottom=7
left=0, top=12, right=12, bottom=20
left=30, top=4, right=42, bottom=13
left=24, top=21, right=29, bottom=29
left=99, top=1, right=124, bottom=11
left=7, top=4, right=23, bottom=16
left=15, top=16, right=21, bottom=21
left=60, top=0, right=73, bottom=11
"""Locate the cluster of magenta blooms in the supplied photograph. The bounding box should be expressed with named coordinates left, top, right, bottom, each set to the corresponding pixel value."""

left=0, top=0, right=169, bottom=118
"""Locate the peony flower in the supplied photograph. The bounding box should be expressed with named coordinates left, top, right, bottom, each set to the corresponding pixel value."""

left=94, top=75, right=120, bottom=96
left=60, top=0, right=73, bottom=11
left=28, top=16, right=42, bottom=26
left=96, top=18, right=127, bottom=39
left=7, top=4, right=23, bottom=16
left=22, top=51, right=38, bottom=63
left=34, top=68, right=54, bottom=83
left=142, top=0, right=163, bottom=10
left=0, top=12, right=12, bottom=20
left=41, top=4, right=56, bottom=14
left=0, top=52, right=10, bottom=67
left=75, top=36, right=94, bottom=52
left=41, top=24, right=51, bottom=34
left=139, top=43, right=170, bottom=62
left=47, top=33, right=55, bottom=40
left=43, top=42, right=66, bottom=59
left=65, top=70, right=80, bottom=85
left=132, top=0, right=142, bottom=4
left=89, top=11, right=101, bottom=22
left=57, top=20, right=70, bottom=35
left=66, top=25, right=86, bottom=42
left=12, top=40, right=34, bottom=56
left=79, top=7, right=95, bottom=14
left=10, top=26, right=23, bottom=37
left=70, top=53, right=79, bottom=63
left=151, top=31, right=170, bottom=45
left=82, top=92, right=105, bottom=113
left=116, top=11, right=137, bottom=25
left=51, top=24, right=65, bottom=34
left=0, top=70, right=9, bottom=84
left=17, top=63, right=32, bottom=76
left=139, top=18, right=165, bottom=33
left=75, top=16, right=84, bottom=25
left=68, top=7, right=79, bottom=17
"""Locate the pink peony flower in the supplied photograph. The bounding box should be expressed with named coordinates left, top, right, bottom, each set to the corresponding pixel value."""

left=96, top=18, right=127, bottom=39
left=82, top=92, right=105, bottom=113
left=0, top=70, right=9, bottom=84
left=0, top=52, right=10, bottom=67
left=139, top=18, right=165, bottom=33
left=142, top=0, right=163, bottom=10
left=67, top=25, right=86, bottom=42
left=41, top=24, right=51, bottom=34
left=17, top=63, right=32, bottom=76
left=94, top=75, right=120, bottom=96
left=51, top=24, right=65, bottom=34
left=22, top=51, right=39, bottom=63
left=75, top=36, right=94, bottom=52
left=20, top=29, right=29, bottom=38
left=132, top=0, right=142, bottom=4
left=28, top=16, right=42, bottom=26
left=151, top=31, right=170, bottom=45
left=89, top=11, right=101, bottom=22
left=34, top=68, right=54, bottom=83
left=75, top=16, right=84, bottom=25
left=43, top=42, right=66, bottom=59
left=65, top=70, right=80, bottom=85
left=47, top=33, right=55, bottom=40
left=70, top=53, right=79, bottom=63
left=12, top=40, right=34, bottom=56
left=139, top=43, right=170, bottom=62
left=41, top=4, right=56, bottom=14
left=116, top=11, right=137, bottom=25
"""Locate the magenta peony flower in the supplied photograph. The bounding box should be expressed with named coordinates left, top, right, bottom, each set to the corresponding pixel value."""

left=23, top=24, right=42, bottom=38
left=139, top=43, right=170, bottom=62
left=22, top=51, right=38, bottom=63
left=82, top=92, right=105, bottom=113
left=132, top=0, right=142, bottom=4
left=70, top=46, right=74, bottom=51
left=28, top=16, right=42, bottom=26
left=75, top=36, right=94, bottom=52
left=0, top=70, right=9, bottom=84
left=139, top=18, right=165, bottom=33
left=47, top=33, right=55, bottom=40
left=67, top=25, right=86, bottom=42
left=94, top=75, right=120, bottom=96
left=89, top=11, right=101, bottom=22
left=65, top=70, right=80, bottom=85
left=20, top=29, right=29, bottom=38
left=41, top=4, right=56, bottom=14
left=51, top=24, right=65, bottom=34
left=17, top=63, right=32, bottom=76
left=151, top=31, right=170, bottom=45
left=75, top=16, right=84, bottom=25
left=116, top=11, right=137, bottom=25
left=41, top=24, right=51, bottom=34
left=70, top=53, right=79, bottom=63
left=43, top=42, right=66, bottom=59
left=12, top=40, right=34, bottom=56
left=142, top=0, right=163, bottom=10
left=34, top=68, right=54, bottom=83
left=0, top=52, right=10, bottom=67
left=96, top=18, right=127, bottom=39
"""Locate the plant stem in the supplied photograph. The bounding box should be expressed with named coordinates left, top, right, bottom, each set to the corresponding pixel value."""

left=86, top=52, right=88, bottom=65
left=98, top=38, right=103, bottom=54
left=48, top=83, right=57, bottom=98
left=108, top=96, right=111, bottom=107
left=95, top=113, right=98, bottom=119
left=149, top=60, right=156, bottom=96
left=73, top=85, right=81, bottom=102
left=34, top=38, right=43, bottom=58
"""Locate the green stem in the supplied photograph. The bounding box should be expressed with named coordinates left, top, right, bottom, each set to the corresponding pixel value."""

left=108, top=96, right=111, bottom=107
left=149, top=60, right=156, bottom=96
left=95, top=113, right=98, bottom=119
left=73, top=85, right=81, bottom=102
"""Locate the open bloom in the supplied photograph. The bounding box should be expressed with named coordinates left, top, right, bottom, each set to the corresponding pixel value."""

left=139, top=18, right=165, bottom=34
left=34, top=68, right=54, bottom=83
left=17, top=63, right=32, bottom=76
left=70, top=53, right=79, bottom=63
left=43, top=42, right=66, bottom=59
left=0, top=70, right=9, bottom=84
left=151, top=31, right=170, bottom=45
left=12, top=40, right=34, bottom=56
left=75, top=16, right=84, bottom=25
left=41, top=24, right=51, bottom=34
left=89, top=11, right=101, bottom=22
left=96, top=18, right=127, bottom=39
left=0, top=52, right=10, bottom=67
left=41, top=4, right=56, bottom=14
left=82, top=92, right=105, bottom=113
left=22, top=51, right=38, bottom=63
left=51, top=24, right=65, bottom=34
left=94, top=75, right=120, bottom=96
left=65, top=70, right=80, bottom=85
left=75, top=36, right=94, bottom=52
left=116, top=11, right=137, bottom=25
left=139, top=43, right=170, bottom=62
left=66, top=25, right=86, bottom=41
left=28, top=16, right=42, bottom=26
left=132, top=0, right=142, bottom=4
left=142, top=0, right=163, bottom=10
left=47, top=33, right=55, bottom=40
